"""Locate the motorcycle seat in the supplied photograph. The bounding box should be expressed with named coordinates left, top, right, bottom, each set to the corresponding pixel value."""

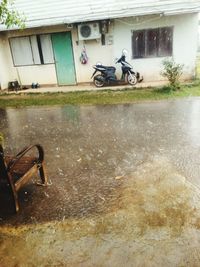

left=100, top=65, right=116, bottom=71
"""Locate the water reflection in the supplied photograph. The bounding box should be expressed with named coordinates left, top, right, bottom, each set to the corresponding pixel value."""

left=188, top=100, right=200, bottom=146
left=62, top=105, right=80, bottom=125
left=0, top=99, right=200, bottom=225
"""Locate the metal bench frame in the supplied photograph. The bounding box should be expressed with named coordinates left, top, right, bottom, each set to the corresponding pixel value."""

left=0, top=144, right=47, bottom=212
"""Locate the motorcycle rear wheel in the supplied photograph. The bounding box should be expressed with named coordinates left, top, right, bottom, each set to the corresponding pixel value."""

left=127, top=73, right=137, bottom=85
left=94, top=75, right=105, bottom=87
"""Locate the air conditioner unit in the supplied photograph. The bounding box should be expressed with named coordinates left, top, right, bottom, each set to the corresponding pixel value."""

left=78, top=23, right=101, bottom=41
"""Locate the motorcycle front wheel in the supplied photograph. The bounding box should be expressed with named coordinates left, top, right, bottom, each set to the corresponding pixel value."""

left=127, top=73, right=137, bottom=86
left=94, top=75, right=105, bottom=87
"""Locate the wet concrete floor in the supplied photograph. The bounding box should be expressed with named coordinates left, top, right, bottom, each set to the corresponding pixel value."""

left=0, top=98, right=200, bottom=266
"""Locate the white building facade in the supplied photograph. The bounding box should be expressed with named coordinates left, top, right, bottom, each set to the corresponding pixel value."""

left=0, top=0, right=199, bottom=89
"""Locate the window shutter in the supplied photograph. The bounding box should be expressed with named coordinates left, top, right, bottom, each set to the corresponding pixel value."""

left=10, top=37, right=34, bottom=66
left=132, top=30, right=145, bottom=58
left=30, top=36, right=41, bottom=64
left=40, top=34, right=54, bottom=64
left=158, top=27, right=173, bottom=57
left=146, top=29, right=158, bottom=57
left=132, top=27, right=173, bottom=59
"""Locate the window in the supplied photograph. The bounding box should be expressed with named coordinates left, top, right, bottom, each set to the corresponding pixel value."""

left=10, top=37, right=34, bottom=66
left=10, top=34, right=54, bottom=66
left=132, top=27, right=173, bottom=59
left=40, top=35, right=54, bottom=64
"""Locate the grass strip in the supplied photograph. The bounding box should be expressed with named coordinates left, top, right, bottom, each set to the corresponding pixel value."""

left=0, top=83, right=200, bottom=108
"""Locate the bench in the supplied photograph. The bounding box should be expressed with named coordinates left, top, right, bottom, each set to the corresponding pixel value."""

left=0, top=144, right=47, bottom=212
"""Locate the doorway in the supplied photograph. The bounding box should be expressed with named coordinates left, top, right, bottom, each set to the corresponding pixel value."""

left=52, top=32, right=76, bottom=85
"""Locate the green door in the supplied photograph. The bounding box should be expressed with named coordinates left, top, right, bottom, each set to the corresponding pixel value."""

left=52, top=32, right=76, bottom=85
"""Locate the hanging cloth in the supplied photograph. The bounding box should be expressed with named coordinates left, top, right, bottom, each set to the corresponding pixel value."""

left=80, top=46, right=88, bottom=64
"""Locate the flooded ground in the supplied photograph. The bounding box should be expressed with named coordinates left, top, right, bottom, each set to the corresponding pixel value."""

left=0, top=98, right=200, bottom=266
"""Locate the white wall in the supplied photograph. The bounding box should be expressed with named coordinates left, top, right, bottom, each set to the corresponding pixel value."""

left=0, top=24, right=114, bottom=88
left=0, top=13, right=199, bottom=89
left=0, top=33, right=16, bottom=89
left=113, top=13, right=199, bottom=81
left=16, top=65, right=57, bottom=85
left=198, top=24, right=200, bottom=51
left=5, top=25, right=71, bottom=88
left=71, top=23, right=114, bottom=83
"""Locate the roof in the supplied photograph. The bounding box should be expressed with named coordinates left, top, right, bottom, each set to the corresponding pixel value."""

left=1, top=0, right=200, bottom=30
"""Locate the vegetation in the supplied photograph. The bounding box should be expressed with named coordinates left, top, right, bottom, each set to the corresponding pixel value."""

left=196, top=53, right=200, bottom=80
left=0, top=0, right=25, bottom=28
left=1, top=54, right=200, bottom=108
left=0, top=132, right=4, bottom=146
left=0, top=82, right=200, bottom=107
left=161, top=59, right=184, bottom=90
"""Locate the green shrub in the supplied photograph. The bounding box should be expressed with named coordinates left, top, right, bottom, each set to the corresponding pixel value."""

left=0, top=132, right=4, bottom=146
left=161, top=59, right=183, bottom=90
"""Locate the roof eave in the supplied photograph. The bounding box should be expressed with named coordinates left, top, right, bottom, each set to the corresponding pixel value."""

left=0, top=9, right=199, bottom=32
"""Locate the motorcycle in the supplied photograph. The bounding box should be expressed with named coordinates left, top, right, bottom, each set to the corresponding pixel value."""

left=91, top=50, right=143, bottom=87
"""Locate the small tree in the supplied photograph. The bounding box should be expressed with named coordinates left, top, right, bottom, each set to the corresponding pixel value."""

left=0, top=0, right=25, bottom=28
left=161, top=59, right=183, bottom=90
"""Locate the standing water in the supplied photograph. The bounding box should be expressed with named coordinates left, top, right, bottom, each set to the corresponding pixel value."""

left=0, top=99, right=200, bottom=266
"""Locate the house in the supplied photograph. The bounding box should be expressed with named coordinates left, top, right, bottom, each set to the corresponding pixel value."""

left=0, top=0, right=199, bottom=89
left=198, top=18, right=200, bottom=51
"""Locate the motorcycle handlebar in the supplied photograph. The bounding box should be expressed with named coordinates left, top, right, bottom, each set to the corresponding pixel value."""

left=116, top=55, right=126, bottom=63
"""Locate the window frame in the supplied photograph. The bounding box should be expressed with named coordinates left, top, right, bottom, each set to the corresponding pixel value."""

left=9, top=36, right=34, bottom=66
left=9, top=34, right=55, bottom=67
left=132, top=26, right=173, bottom=59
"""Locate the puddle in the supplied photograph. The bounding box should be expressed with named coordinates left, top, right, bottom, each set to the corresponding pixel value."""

left=1, top=158, right=200, bottom=266
left=0, top=100, right=200, bottom=266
